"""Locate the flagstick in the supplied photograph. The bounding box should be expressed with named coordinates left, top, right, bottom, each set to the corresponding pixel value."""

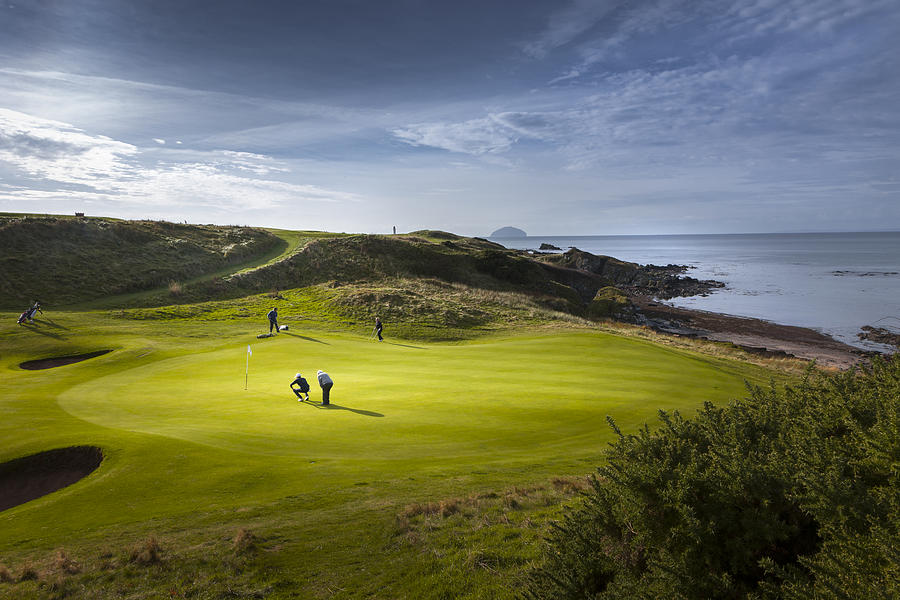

left=245, top=345, right=250, bottom=390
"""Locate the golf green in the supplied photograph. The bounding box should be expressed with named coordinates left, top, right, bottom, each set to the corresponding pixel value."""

left=2, top=318, right=758, bottom=538
left=0, top=314, right=775, bottom=597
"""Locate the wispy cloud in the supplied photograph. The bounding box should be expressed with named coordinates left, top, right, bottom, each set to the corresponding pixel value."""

left=539, top=0, right=899, bottom=85
left=718, top=0, right=897, bottom=37
left=522, top=0, right=622, bottom=59
left=393, top=115, right=525, bottom=155
left=0, top=68, right=374, bottom=149
left=394, top=24, right=900, bottom=183
left=0, top=109, right=361, bottom=212
left=0, top=108, right=138, bottom=188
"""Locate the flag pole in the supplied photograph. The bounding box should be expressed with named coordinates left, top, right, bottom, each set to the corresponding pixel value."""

left=245, top=345, right=251, bottom=390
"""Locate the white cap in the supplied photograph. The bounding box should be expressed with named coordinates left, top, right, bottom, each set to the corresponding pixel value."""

left=295, top=373, right=302, bottom=378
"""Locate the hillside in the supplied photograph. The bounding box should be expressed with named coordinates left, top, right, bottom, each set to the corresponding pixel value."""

left=1, top=216, right=728, bottom=331
left=0, top=215, right=283, bottom=308
left=121, top=230, right=615, bottom=317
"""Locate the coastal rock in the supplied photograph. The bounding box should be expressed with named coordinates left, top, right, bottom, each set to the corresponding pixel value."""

left=859, top=326, right=900, bottom=348
left=539, top=248, right=724, bottom=300
left=539, top=242, right=562, bottom=251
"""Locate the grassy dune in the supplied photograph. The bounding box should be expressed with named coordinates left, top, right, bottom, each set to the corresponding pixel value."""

left=0, top=214, right=285, bottom=309
left=0, top=306, right=779, bottom=598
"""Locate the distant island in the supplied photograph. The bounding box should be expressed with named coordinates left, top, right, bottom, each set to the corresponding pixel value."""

left=490, top=226, right=527, bottom=238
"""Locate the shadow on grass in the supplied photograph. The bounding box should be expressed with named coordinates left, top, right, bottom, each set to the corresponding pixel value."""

left=302, top=400, right=384, bottom=417
left=385, top=341, right=427, bottom=350
left=18, top=323, right=66, bottom=340
left=280, top=331, right=329, bottom=345
left=35, top=318, right=68, bottom=330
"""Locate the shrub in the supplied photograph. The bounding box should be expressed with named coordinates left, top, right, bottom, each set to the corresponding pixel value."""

left=525, top=357, right=900, bottom=599
left=232, top=528, right=256, bottom=554
left=130, top=536, right=162, bottom=565
left=168, top=280, right=183, bottom=296
left=18, top=562, right=38, bottom=582
left=54, top=548, right=81, bottom=575
left=0, top=564, right=12, bottom=583
left=587, top=286, right=631, bottom=318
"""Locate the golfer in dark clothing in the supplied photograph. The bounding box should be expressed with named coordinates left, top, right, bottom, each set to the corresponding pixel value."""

left=374, top=316, right=383, bottom=341
left=317, top=370, right=333, bottom=406
left=290, top=372, right=310, bottom=401
left=267, top=307, right=278, bottom=333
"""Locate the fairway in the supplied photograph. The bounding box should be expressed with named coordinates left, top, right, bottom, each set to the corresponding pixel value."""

left=0, top=312, right=774, bottom=596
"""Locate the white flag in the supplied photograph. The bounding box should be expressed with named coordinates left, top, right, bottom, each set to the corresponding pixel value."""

left=247, top=345, right=252, bottom=356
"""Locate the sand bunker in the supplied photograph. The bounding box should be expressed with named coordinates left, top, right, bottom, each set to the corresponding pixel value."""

left=0, top=446, right=103, bottom=512
left=19, top=349, right=112, bottom=370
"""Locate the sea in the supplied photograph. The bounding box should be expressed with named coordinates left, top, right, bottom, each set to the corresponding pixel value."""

left=489, top=232, right=900, bottom=353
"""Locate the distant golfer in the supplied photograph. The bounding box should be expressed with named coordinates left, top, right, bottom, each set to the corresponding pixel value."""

left=267, top=307, right=279, bottom=334
left=290, top=372, right=310, bottom=402
left=317, top=370, right=333, bottom=406
left=374, top=316, right=383, bottom=341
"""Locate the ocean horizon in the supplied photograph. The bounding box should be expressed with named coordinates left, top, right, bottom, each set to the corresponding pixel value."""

left=489, top=231, right=900, bottom=353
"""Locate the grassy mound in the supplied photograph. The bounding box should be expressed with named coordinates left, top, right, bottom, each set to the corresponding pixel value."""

left=0, top=214, right=283, bottom=308
left=131, top=233, right=604, bottom=318
left=118, top=277, right=592, bottom=342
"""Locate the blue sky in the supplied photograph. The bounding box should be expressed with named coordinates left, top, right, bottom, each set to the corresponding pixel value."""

left=1, top=0, right=898, bottom=235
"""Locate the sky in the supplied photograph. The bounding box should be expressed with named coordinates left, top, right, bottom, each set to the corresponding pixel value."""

left=1, top=0, right=898, bottom=236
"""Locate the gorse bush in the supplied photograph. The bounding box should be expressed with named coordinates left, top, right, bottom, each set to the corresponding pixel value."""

left=526, top=357, right=900, bottom=599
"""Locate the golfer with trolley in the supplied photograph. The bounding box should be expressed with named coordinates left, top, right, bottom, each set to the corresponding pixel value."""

left=267, top=307, right=279, bottom=334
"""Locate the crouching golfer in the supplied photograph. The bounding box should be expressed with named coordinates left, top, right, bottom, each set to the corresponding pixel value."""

left=317, top=370, right=333, bottom=406
left=290, top=372, right=310, bottom=402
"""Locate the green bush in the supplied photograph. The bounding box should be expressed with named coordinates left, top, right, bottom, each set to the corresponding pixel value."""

left=587, top=286, right=630, bottom=318
left=526, top=357, right=900, bottom=599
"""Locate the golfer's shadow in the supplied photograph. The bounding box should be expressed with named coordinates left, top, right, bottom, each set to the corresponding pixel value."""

left=304, top=401, right=383, bottom=417
left=281, top=332, right=329, bottom=345
left=385, top=342, right=426, bottom=350
left=35, top=318, right=68, bottom=330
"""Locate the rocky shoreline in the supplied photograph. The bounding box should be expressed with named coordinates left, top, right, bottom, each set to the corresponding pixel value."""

left=631, top=297, right=873, bottom=370
left=529, top=245, right=886, bottom=369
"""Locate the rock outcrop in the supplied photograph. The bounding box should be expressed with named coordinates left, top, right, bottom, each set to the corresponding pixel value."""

left=539, top=248, right=724, bottom=299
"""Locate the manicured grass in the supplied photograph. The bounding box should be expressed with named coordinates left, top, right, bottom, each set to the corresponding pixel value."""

left=0, top=310, right=778, bottom=598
